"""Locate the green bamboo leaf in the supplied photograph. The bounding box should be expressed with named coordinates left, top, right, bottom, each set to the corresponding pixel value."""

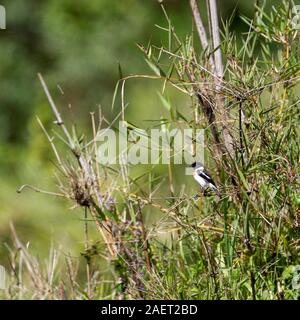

left=235, top=165, right=250, bottom=191
left=145, top=58, right=166, bottom=77
left=158, top=92, right=177, bottom=120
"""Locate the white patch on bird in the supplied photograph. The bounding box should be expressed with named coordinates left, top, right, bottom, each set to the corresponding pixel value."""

left=193, top=171, right=209, bottom=188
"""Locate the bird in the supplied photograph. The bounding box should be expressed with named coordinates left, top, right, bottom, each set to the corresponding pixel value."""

left=191, top=162, right=220, bottom=196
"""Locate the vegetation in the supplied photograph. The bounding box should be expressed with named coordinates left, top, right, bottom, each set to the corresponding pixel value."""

left=1, top=0, right=299, bottom=300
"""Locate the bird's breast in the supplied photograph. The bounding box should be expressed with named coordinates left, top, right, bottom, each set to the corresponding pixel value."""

left=193, top=172, right=208, bottom=188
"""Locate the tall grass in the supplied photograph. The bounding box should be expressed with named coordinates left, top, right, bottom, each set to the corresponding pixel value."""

left=2, top=1, right=300, bottom=300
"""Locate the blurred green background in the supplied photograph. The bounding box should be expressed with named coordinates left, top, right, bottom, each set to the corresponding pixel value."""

left=0, top=0, right=287, bottom=269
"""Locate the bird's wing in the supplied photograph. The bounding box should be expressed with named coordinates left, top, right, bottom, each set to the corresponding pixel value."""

left=198, top=169, right=217, bottom=188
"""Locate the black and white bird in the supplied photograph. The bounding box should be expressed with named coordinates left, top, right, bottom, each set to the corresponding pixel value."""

left=191, top=162, right=220, bottom=196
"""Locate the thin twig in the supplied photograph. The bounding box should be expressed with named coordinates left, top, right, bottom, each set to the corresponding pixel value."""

left=189, top=0, right=215, bottom=72
left=17, top=184, right=66, bottom=198
left=36, top=116, right=67, bottom=175
left=207, top=0, right=224, bottom=80
left=38, top=73, right=75, bottom=149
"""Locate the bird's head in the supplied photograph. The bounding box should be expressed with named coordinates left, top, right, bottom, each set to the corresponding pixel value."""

left=191, top=162, right=204, bottom=170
